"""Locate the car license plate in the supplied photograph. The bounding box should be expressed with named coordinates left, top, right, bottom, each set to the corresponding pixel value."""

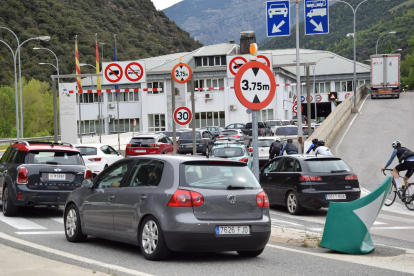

left=325, top=194, right=346, bottom=200
left=379, top=90, right=391, bottom=93
left=216, top=226, right=250, bottom=235
left=136, top=149, right=146, bottom=153
left=49, top=173, right=65, bottom=180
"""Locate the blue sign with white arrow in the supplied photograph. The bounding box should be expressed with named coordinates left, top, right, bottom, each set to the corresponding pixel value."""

left=266, top=0, right=290, bottom=37
left=304, top=0, right=329, bottom=35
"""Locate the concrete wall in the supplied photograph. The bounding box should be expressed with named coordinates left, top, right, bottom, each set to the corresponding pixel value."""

left=304, top=84, right=369, bottom=152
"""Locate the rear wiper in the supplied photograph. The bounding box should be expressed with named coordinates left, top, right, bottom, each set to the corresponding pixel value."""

left=227, top=185, right=250, bottom=190
left=331, top=170, right=348, bottom=173
left=46, top=161, right=59, bottom=165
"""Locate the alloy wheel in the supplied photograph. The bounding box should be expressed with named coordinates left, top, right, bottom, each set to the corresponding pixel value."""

left=2, top=187, right=8, bottom=213
left=287, top=193, right=297, bottom=213
left=66, top=209, right=77, bottom=238
left=141, top=220, right=159, bottom=255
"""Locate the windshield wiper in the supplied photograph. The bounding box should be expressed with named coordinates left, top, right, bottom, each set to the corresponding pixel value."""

left=46, top=161, right=59, bottom=165
left=227, top=185, right=251, bottom=190
left=331, top=170, right=348, bottom=173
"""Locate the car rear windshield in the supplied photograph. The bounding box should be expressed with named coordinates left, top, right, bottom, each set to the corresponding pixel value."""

left=27, top=151, right=83, bottom=165
left=258, top=139, right=274, bottom=147
left=276, top=127, right=297, bottom=135
left=266, top=121, right=281, bottom=126
left=129, top=138, right=156, bottom=145
left=221, top=130, right=238, bottom=135
left=306, top=159, right=352, bottom=173
left=210, top=147, right=244, bottom=158
left=76, top=147, right=97, bottom=156
left=180, top=132, right=201, bottom=139
left=180, top=164, right=260, bottom=190
left=281, top=121, right=290, bottom=125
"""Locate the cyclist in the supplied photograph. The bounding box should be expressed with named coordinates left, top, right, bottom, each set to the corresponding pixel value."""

left=269, top=137, right=282, bottom=160
left=280, top=139, right=298, bottom=155
left=381, top=141, right=414, bottom=194
left=306, top=138, right=319, bottom=154
left=314, top=140, right=332, bottom=156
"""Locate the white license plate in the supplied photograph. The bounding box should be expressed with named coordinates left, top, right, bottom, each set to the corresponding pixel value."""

left=49, top=173, right=66, bottom=180
left=136, top=149, right=146, bottom=153
left=216, top=226, right=250, bottom=235
left=326, top=194, right=346, bottom=200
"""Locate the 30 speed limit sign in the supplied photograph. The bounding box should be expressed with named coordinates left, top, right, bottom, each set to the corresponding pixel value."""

left=174, top=107, right=192, bottom=125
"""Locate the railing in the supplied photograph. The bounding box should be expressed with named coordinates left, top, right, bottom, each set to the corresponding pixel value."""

left=0, top=136, right=60, bottom=145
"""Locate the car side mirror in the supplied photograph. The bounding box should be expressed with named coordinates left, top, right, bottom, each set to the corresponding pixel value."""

left=82, top=179, right=94, bottom=189
left=117, top=152, right=122, bottom=156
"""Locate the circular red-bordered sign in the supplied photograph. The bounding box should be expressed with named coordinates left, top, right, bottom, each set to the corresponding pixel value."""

left=104, top=63, right=123, bottom=83
left=292, top=104, right=303, bottom=114
left=257, top=55, right=271, bottom=68
left=125, top=62, right=144, bottom=82
left=293, top=96, right=298, bottom=103
left=345, top=92, right=351, bottom=99
left=234, top=61, right=276, bottom=110
left=315, top=94, right=322, bottom=102
left=307, top=95, right=313, bottom=102
left=174, top=107, right=192, bottom=125
left=172, top=63, right=193, bottom=84
left=229, top=56, right=248, bottom=76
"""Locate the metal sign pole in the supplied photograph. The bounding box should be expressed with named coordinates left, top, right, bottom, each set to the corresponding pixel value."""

left=117, top=96, right=120, bottom=151
left=78, top=93, right=82, bottom=143
left=295, top=0, right=303, bottom=153
left=252, top=110, right=259, bottom=180
left=171, top=80, right=177, bottom=154
left=52, top=78, right=58, bottom=142
left=306, top=64, right=312, bottom=136
left=190, top=78, right=196, bottom=155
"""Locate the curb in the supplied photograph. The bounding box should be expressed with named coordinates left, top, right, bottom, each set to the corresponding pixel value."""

left=270, top=227, right=322, bottom=248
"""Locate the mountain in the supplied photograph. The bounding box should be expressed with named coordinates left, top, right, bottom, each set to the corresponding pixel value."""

left=0, top=0, right=202, bottom=85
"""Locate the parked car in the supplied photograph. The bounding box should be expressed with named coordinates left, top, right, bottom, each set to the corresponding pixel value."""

left=0, top=141, right=90, bottom=216
left=200, top=126, right=224, bottom=137
left=260, top=155, right=360, bottom=215
left=280, top=120, right=291, bottom=126
left=156, top=131, right=184, bottom=141
left=290, top=115, right=308, bottom=125
left=216, top=129, right=251, bottom=147
left=209, top=143, right=253, bottom=170
left=225, top=123, right=246, bottom=130
left=125, top=134, right=174, bottom=157
left=273, top=125, right=299, bottom=148
left=244, top=122, right=272, bottom=137
left=249, top=137, right=277, bottom=167
left=64, top=155, right=271, bottom=260
left=178, top=130, right=215, bottom=155
left=74, top=143, right=123, bottom=176
left=265, top=120, right=282, bottom=135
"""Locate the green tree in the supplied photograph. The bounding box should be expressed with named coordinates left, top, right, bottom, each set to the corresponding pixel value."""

left=0, top=85, right=16, bottom=137
left=401, top=36, right=414, bottom=89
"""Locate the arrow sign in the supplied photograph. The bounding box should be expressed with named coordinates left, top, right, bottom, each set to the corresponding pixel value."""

left=272, top=20, right=285, bottom=33
left=310, top=19, right=324, bottom=32
left=266, top=1, right=291, bottom=37
left=304, top=0, right=329, bottom=35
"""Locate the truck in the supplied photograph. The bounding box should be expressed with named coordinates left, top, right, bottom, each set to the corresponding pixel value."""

left=370, top=54, right=401, bottom=99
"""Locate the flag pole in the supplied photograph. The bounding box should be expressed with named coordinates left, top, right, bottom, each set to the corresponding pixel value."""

left=75, top=35, right=83, bottom=143
left=95, top=33, right=102, bottom=143
left=114, top=33, right=120, bottom=151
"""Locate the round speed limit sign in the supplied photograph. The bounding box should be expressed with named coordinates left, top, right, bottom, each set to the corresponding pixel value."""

left=174, top=107, right=192, bottom=125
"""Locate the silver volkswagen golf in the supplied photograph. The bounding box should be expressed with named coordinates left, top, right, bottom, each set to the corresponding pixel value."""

left=64, top=155, right=271, bottom=260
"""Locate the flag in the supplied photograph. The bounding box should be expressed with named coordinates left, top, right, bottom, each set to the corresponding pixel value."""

left=114, top=34, right=119, bottom=98
left=95, top=34, right=102, bottom=95
left=75, top=36, right=82, bottom=91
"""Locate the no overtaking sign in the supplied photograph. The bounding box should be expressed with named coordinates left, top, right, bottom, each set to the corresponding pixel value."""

left=102, top=61, right=146, bottom=85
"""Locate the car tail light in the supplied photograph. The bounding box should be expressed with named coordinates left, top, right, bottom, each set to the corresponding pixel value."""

left=248, top=147, right=253, bottom=153
left=88, top=158, right=102, bottom=162
left=17, top=193, right=22, bottom=200
left=238, top=157, right=249, bottom=163
left=177, top=140, right=180, bottom=145
left=127, top=144, right=132, bottom=147
left=84, top=169, right=93, bottom=180
left=300, top=175, right=322, bottom=181
left=200, top=139, right=205, bottom=144
left=168, top=189, right=204, bottom=207
left=232, top=135, right=241, bottom=138
left=218, top=136, right=223, bottom=139
left=17, top=167, right=28, bottom=184
left=150, top=144, right=159, bottom=147
left=345, top=175, right=358, bottom=180
left=256, top=191, right=269, bottom=207
left=395, top=90, right=400, bottom=92
left=260, top=129, right=263, bottom=135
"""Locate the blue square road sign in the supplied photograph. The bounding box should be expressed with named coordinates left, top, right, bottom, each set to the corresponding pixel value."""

left=304, top=0, right=329, bottom=35
left=266, top=0, right=291, bottom=37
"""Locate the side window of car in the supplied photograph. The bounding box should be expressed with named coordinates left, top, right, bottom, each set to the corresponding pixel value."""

left=294, top=160, right=302, bottom=172
left=95, top=160, right=133, bottom=189
left=0, top=147, right=13, bottom=164
left=166, top=137, right=173, bottom=144
left=108, top=146, right=118, bottom=155
left=126, top=159, right=164, bottom=187
left=100, top=145, right=111, bottom=155
left=279, top=158, right=295, bottom=172
left=264, top=158, right=282, bottom=173
left=7, top=147, right=18, bottom=164
left=14, top=151, right=27, bottom=164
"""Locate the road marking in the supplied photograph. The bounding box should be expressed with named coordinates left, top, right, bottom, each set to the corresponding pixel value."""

left=0, top=213, right=46, bottom=230
left=15, top=231, right=64, bottom=235
left=271, top=219, right=303, bottom=227
left=51, top=217, right=63, bottom=224
left=371, top=226, right=414, bottom=230
left=267, top=243, right=414, bottom=273
left=0, top=232, right=153, bottom=276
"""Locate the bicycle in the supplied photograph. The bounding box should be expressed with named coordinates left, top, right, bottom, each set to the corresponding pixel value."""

left=382, top=169, right=414, bottom=211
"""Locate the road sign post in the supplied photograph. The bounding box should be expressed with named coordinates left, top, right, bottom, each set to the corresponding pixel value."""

left=305, top=0, right=329, bottom=35
left=266, top=0, right=291, bottom=37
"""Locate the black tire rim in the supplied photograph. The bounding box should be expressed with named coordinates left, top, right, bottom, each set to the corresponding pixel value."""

left=3, top=187, right=8, bottom=214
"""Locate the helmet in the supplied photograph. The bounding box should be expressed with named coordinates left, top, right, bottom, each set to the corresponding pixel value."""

left=392, top=140, right=401, bottom=147
left=275, top=137, right=281, bottom=142
left=317, top=140, right=325, bottom=146
left=287, top=138, right=293, bottom=143
left=312, top=138, right=318, bottom=144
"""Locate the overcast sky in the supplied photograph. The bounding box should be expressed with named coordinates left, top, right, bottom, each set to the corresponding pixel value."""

left=151, top=0, right=183, bottom=10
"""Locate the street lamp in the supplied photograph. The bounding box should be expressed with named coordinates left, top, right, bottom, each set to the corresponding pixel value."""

left=390, top=48, right=402, bottom=54
left=80, top=63, right=96, bottom=69
left=336, top=0, right=369, bottom=108
left=33, top=47, right=59, bottom=75
left=39, top=63, right=59, bottom=74
left=376, top=31, right=396, bottom=55
left=98, top=42, right=106, bottom=63
left=312, top=56, right=334, bottom=122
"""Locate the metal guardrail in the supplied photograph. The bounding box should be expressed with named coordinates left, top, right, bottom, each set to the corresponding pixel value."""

left=0, top=136, right=60, bottom=145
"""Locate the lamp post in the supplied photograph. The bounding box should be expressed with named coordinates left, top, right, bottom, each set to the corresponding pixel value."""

left=98, top=42, right=106, bottom=63
left=390, top=48, right=402, bottom=54
left=376, top=31, right=396, bottom=55
left=336, top=0, right=369, bottom=108
left=39, top=63, right=59, bottom=74
left=34, top=47, right=59, bottom=75
left=313, top=56, right=334, bottom=121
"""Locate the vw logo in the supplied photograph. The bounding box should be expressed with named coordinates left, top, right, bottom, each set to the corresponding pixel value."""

left=54, top=168, right=62, bottom=172
left=227, top=194, right=236, bottom=205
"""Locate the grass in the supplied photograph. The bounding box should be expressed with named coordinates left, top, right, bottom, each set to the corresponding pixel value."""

left=0, top=144, right=9, bottom=151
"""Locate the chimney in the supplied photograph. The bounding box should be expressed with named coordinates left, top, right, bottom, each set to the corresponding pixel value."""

left=229, top=40, right=235, bottom=44
left=240, top=31, right=256, bottom=54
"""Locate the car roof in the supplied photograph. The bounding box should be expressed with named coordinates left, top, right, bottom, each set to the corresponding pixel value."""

left=212, top=143, right=246, bottom=149
left=74, top=143, right=110, bottom=147
left=278, top=154, right=341, bottom=160
left=132, top=134, right=165, bottom=138
left=11, top=142, right=80, bottom=152
left=258, top=137, right=276, bottom=140
left=125, top=154, right=247, bottom=165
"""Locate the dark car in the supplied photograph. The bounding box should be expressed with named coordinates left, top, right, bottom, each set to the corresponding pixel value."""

left=260, top=155, right=360, bottom=215
left=225, top=123, right=246, bottom=130
left=64, top=155, right=271, bottom=260
left=245, top=122, right=272, bottom=137
left=0, top=141, right=90, bottom=217
left=178, top=130, right=215, bottom=155
left=125, top=134, right=174, bottom=157
left=216, top=129, right=251, bottom=147
left=200, top=126, right=224, bottom=137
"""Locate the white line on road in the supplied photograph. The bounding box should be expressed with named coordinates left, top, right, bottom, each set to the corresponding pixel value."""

left=15, top=231, right=64, bottom=235
left=0, top=213, right=46, bottom=230
left=271, top=219, right=303, bottom=227
left=0, top=232, right=153, bottom=276
left=371, top=226, right=414, bottom=230
left=51, top=217, right=63, bottom=224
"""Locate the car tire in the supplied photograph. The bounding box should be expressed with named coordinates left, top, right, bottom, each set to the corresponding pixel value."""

left=2, top=185, right=18, bottom=217
left=203, top=146, right=209, bottom=156
left=139, top=216, right=170, bottom=261
left=64, top=204, right=87, bottom=242
left=237, top=248, right=265, bottom=257
left=286, top=191, right=304, bottom=215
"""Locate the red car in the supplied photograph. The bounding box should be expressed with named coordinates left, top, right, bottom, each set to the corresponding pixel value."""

left=125, top=134, right=174, bottom=157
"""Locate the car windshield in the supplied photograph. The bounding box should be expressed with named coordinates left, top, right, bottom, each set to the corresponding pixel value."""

left=258, top=139, right=274, bottom=147
left=180, top=164, right=260, bottom=190
left=129, top=138, right=156, bottom=145
left=221, top=130, right=238, bottom=135
left=180, top=132, right=201, bottom=139
left=276, top=127, right=298, bottom=135
left=210, top=147, right=244, bottom=158
left=27, top=151, right=83, bottom=165
left=266, top=121, right=281, bottom=126
left=76, top=147, right=97, bottom=156
left=306, top=159, right=352, bottom=173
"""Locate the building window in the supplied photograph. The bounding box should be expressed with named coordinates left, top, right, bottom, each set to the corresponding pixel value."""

left=194, top=111, right=225, bottom=128
left=108, top=118, right=139, bottom=133
left=77, top=120, right=96, bottom=134
left=196, top=56, right=227, bottom=67
left=259, top=109, right=274, bottom=121
left=147, top=82, right=164, bottom=94
left=148, top=114, right=166, bottom=131
left=192, top=78, right=225, bottom=91
left=334, top=81, right=353, bottom=92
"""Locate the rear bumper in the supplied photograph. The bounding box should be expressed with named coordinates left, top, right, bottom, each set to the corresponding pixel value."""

left=179, top=144, right=205, bottom=154
left=85, top=163, right=105, bottom=174
left=299, top=189, right=361, bottom=208
left=12, top=184, right=77, bottom=206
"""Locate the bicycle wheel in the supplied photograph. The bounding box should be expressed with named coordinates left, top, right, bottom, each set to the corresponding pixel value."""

left=384, top=185, right=397, bottom=206
left=404, top=184, right=414, bottom=211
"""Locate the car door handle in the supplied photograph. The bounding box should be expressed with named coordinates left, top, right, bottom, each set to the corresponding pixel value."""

left=267, top=177, right=272, bottom=180
left=140, top=195, right=148, bottom=200
left=108, top=195, right=115, bottom=200
left=286, top=177, right=291, bottom=181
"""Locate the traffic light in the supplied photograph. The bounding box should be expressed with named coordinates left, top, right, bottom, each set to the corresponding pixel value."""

left=328, top=92, right=338, bottom=101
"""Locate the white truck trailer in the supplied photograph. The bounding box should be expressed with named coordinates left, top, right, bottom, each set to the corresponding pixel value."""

left=370, top=54, right=401, bottom=99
